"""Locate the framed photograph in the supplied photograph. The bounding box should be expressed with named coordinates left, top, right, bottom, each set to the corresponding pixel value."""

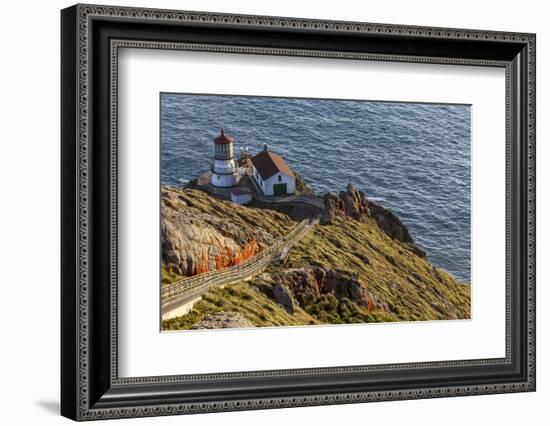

left=61, top=4, right=536, bottom=421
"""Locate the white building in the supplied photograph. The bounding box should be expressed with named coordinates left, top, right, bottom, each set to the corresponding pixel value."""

left=211, top=129, right=238, bottom=187
left=250, top=148, right=295, bottom=196
left=230, top=187, right=252, bottom=204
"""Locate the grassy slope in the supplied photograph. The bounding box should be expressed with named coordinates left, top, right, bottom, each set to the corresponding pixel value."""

left=286, top=217, right=470, bottom=322
left=162, top=192, right=470, bottom=330
left=163, top=282, right=320, bottom=330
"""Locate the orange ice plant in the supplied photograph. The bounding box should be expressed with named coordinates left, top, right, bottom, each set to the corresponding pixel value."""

left=214, top=246, right=234, bottom=270
left=232, top=238, right=260, bottom=266
left=214, top=238, right=261, bottom=271
left=190, top=239, right=262, bottom=277
left=367, top=297, right=375, bottom=312
left=195, top=248, right=210, bottom=275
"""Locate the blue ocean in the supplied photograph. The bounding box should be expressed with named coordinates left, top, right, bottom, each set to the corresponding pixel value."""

left=160, top=94, right=471, bottom=283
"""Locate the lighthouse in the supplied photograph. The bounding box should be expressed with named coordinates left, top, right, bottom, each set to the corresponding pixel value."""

left=211, top=129, right=238, bottom=187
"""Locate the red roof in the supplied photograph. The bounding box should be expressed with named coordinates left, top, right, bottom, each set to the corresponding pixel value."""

left=214, top=129, right=234, bottom=145
left=251, top=151, right=294, bottom=180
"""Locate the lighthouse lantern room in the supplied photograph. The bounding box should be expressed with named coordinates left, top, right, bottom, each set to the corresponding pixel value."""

left=211, top=129, right=238, bottom=187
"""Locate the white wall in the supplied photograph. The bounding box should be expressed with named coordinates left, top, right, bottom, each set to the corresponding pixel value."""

left=251, top=164, right=264, bottom=192
left=263, top=172, right=296, bottom=196
left=0, top=1, right=547, bottom=425
left=252, top=166, right=295, bottom=196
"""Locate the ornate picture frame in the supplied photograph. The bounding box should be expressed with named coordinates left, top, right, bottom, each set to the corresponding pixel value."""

left=61, top=4, right=536, bottom=421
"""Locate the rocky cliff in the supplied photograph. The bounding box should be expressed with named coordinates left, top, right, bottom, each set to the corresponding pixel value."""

left=161, top=187, right=294, bottom=281
left=161, top=185, right=470, bottom=330
left=323, top=183, right=425, bottom=256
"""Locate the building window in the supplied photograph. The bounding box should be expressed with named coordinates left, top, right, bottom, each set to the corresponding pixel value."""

left=278, top=175, right=282, bottom=182
left=217, top=175, right=220, bottom=180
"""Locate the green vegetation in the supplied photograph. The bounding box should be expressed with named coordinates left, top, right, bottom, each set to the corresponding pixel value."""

left=161, top=264, right=181, bottom=285
left=162, top=282, right=319, bottom=330
left=286, top=217, right=470, bottom=322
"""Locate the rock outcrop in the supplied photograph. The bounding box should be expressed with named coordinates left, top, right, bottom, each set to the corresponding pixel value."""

left=368, top=202, right=412, bottom=244
left=161, top=187, right=293, bottom=278
left=323, top=183, right=424, bottom=255
left=293, top=171, right=315, bottom=196
left=272, top=284, right=296, bottom=314
left=162, top=213, right=241, bottom=277
left=270, top=266, right=391, bottom=314
left=190, top=312, right=255, bottom=329
left=323, top=183, right=369, bottom=221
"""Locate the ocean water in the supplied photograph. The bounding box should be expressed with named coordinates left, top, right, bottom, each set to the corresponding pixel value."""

left=160, top=94, right=471, bottom=283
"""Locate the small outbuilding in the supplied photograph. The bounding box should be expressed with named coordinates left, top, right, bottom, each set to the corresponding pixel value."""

left=250, top=148, right=295, bottom=196
left=230, top=186, right=252, bottom=204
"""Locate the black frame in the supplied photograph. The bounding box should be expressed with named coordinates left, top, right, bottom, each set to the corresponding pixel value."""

left=61, top=4, right=536, bottom=421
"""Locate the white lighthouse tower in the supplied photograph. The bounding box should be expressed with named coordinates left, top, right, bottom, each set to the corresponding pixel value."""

left=211, top=129, right=238, bottom=187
